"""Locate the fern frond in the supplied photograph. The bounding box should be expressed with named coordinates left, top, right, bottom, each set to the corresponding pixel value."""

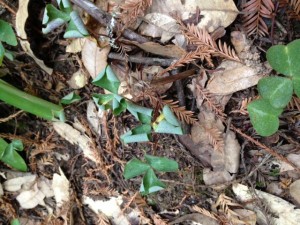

left=120, top=0, right=152, bottom=25
left=279, top=0, right=300, bottom=20
left=206, top=127, right=224, bottom=152
left=193, top=79, right=226, bottom=120
left=242, top=0, right=274, bottom=36
left=183, top=24, right=240, bottom=62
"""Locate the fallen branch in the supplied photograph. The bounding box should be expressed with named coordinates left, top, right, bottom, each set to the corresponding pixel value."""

left=70, top=0, right=149, bottom=43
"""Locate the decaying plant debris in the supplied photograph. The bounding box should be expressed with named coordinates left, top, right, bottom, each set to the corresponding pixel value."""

left=0, top=0, right=300, bottom=224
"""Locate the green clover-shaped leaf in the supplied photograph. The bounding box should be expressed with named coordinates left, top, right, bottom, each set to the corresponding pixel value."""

left=258, top=76, right=293, bottom=108
left=92, top=93, right=126, bottom=115
left=140, top=169, right=166, bottom=195
left=61, top=92, right=81, bottom=104
left=121, top=124, right=152, bottom=143
left=92, top=66, right=120, bottom=94
left=247, top=98, right=283, bottom=136
left=124, top=158, right=151, bottom=179
left=64, top=11, right=89, bottom=38
left=144, top=154, right=178, bottom=172
left=266, top=39, right=300, bottom=77
left=293, top=76, right=300, bottom=98
left=126, top=101, right=153, bottom=124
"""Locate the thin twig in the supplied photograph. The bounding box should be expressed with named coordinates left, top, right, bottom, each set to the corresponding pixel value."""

left=108, top=52, right=175, bottom=66
left=0, top=0, right=16, bottom=15
left=0, top=110, right=23, bottom=123
left=70, top=0, right=149, bottom=43
left=231, top=125, right=299, bottom=171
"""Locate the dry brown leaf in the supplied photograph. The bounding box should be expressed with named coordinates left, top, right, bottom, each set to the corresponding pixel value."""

left=233, top=183, right=300, bottom=225
left=149, top=0, right=238, bottom=32
left=82, top=38, right=110, bottom=79
left=134, top=42, right=186, bottom=58
left=16, top=0, right=53, bottom=74
left=289, top=179, right=300, bottom=205
left=86, top=100, right=103, bottom=134
left=67, top=69, right=88, bottom=89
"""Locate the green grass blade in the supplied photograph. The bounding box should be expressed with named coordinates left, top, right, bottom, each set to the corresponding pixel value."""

left=0, top=79, right=65, bottom=121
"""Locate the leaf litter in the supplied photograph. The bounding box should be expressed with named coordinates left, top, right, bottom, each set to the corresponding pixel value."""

left=1, top=0, right=300, bottom=224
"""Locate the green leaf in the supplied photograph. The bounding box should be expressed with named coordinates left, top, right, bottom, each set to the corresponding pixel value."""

left=247, top=98, right=283, bottom=136
left=1, top=141, right=27, bottom=171
left=0, top=79, right=65, bottom=121
left=144, top=154, right=178, bottom=172
left=0, top=42, right=4, bottom=65
left=64, top=11, right=89, bottom=38
left=56, top=0, right=72, bottom=13
left=92, top=93, right=126, bottom=115
left=0, top=20, right=17, bottom=46
left=4, top=49, right=14, bottom=61
left=124, top=158, right=151, bottom=179
left=154, top=120, right=183, bottom=135
left=92, top=66, right=120, bottom=94
left=141, top=169, right=165, bottom=195
left=266, top=39, right=300, bottom=77
left=293, top=76, right=300, bottom=98
left=258, top=76, right=293, bottom=108
left=61, top=92, right=81, bottom=104
left=126, top=101, right=153, bottom=124
left=10, top=218, right=20, bottom=225
left=11, top=140, right=23, bottom=151
left=42, top=4, right=70, bottom=34
left=0, top=138, right=8, bottom=159
left=163, top=105, right=180, bottom=126
left=121, top=124, right=152, bottom=143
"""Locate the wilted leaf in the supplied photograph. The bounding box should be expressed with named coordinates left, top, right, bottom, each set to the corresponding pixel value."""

left=121, top=124, right=152, bottom=144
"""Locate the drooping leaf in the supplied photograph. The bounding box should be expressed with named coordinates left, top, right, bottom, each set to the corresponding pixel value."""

left=247, top=98, right=283, bottom=136
left=124, top=158, right=151, bottom=179
left=92, top=66, right=120, bottom=94
left=163, top=105, right=180, bottom=126
left=153, top=120, right=183, bottom=135
left=144, top=154, right=178, bottom=172
left=61, top=92, right=81, bottom=104
left=10, top=140, right=23, bottom=151
left=266, top=39, right=300, bottom=77
left=1, top=141, right=27, bottom=171
left=140, top=169, right=165, bottom=195
left=92, top=93, right=126, bottom=115
left=126, top=101, right=153, bottom=124
left=0, top=20, right=17, bottom=46
left=64, top=11, right=89, bottom=38
left=42, top=4, right=70, bottom=34
left=121, top=124, right=152, bottom=143
left=258, top=76, right=293, bottom=108
left=293, top=77, right=300, bottom=98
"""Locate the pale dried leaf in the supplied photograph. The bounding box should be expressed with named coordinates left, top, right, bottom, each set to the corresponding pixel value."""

left=149, top=0, right=238, bottom=32
left=52, top=168, right=70, bottom=208
left=3, top=174, right=36, bottom=192
left=0, top=183, right=3, bottom=196
left=83, top=195, right=131, bottom=225
left=67, top=69, right=88, bottom=89
left=66, top=38, right=86, bottom=53
left=233, top=209, right=257, bottom=225
left=52, top=122, right=99, bottom=164
left=16, top=183, right=46, bottom=209
left=289, top=179, right=300, bottom=205
left=207, top=61, right=264, bottom=95
left=233, top=183, right=300, bottom=225
left=38, top=177, right=54, bottom=198
left=87, top=100, right=103, bottom=134
left=279, top=153, right=300, bottom=173
left=16, top=0, right=53, bottom=74
left=82, top=38, right=110, bottom=79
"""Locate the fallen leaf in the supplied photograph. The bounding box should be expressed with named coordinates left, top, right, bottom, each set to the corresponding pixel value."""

left=207, top=60, right=264, bottom=95
left=3, top=174, right=36, bottom=192
left=82, top=38, right=110, bottom=79
left=52, top=121, right=101, bottom=164
left=134, top=42, right=186, bottom=58
left=148, top=0, right=238, bottom=32
left=66, top=38, right=86, bottom=53
left=15, top=0, right=53, bottom=74
left=279, top=153, right=300, bottom=173
left=52, top=168, right=69, bottom=208
left=86, top=100, right=103, bottom=134
left=233, top=183, right=300, bottom=225
left=67, top=69, right=88, bottom=89
left=16, top=183, right=46, bottom=209
left=232, top=209, right=257, bottom=225
left=289, top=179, right=300, bottom=205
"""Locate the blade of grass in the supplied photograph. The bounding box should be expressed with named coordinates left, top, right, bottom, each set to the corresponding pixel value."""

left=0, top=79, right=65, bottom=121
